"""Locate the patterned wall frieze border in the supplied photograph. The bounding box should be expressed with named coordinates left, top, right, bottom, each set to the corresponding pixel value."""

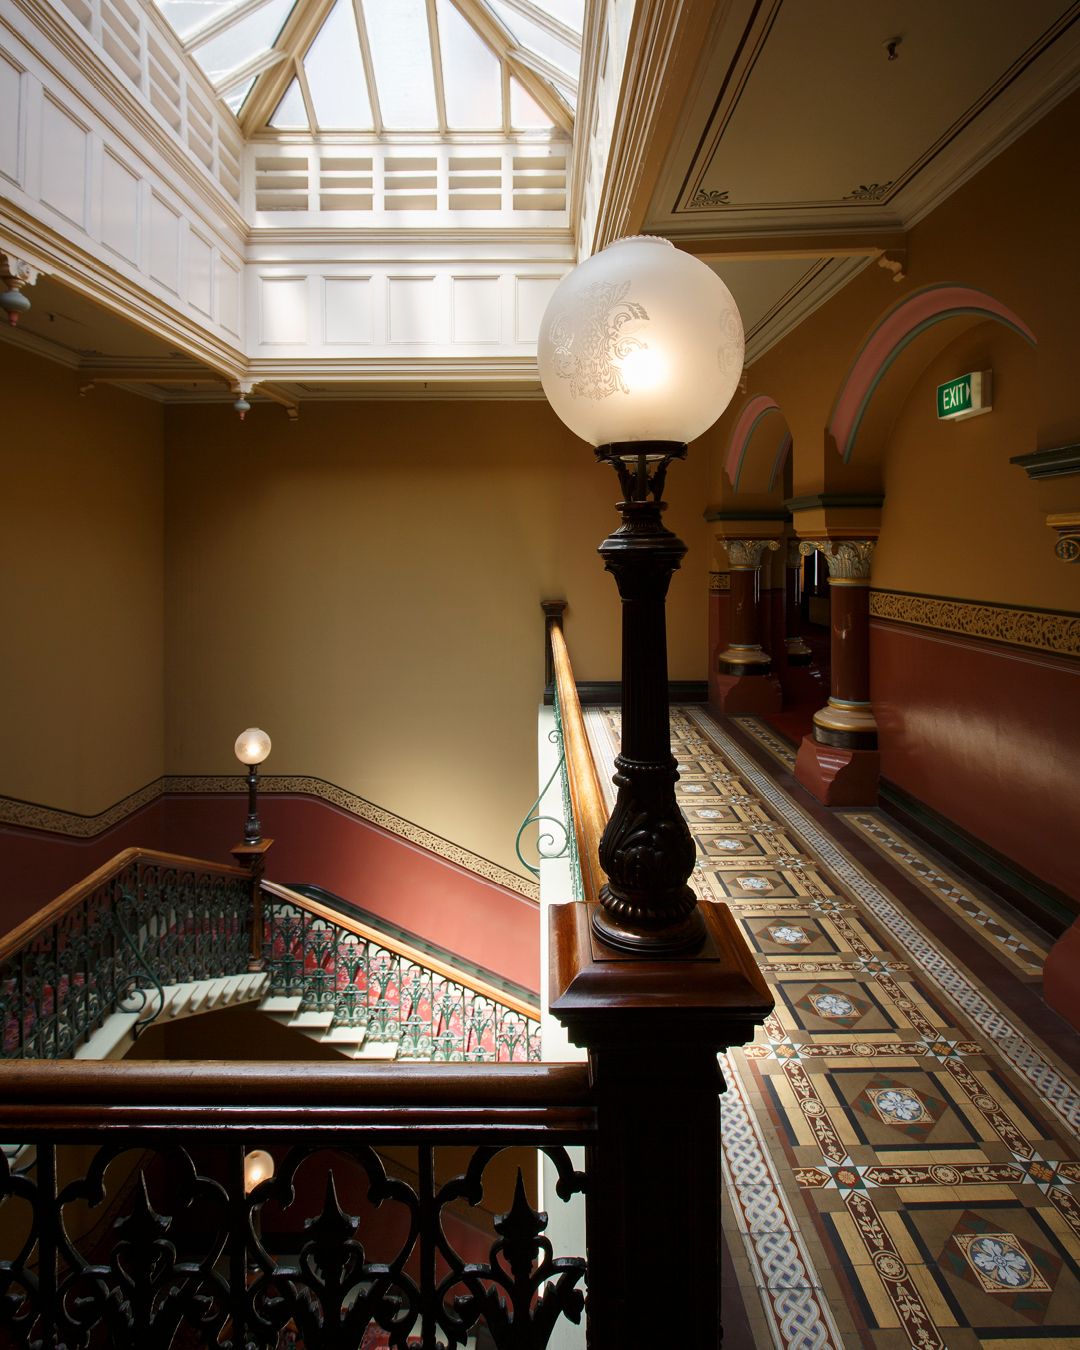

left=709, top=571, right=731, bottom=592
left=0, top=775, right=538, bottom=902
left=869, top=589, right=1080, bottom=659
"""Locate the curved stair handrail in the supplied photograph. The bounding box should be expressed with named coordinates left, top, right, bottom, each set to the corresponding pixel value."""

left=261, top=880, right=540, bottom=1020
left=548, top=617, right=609, bottom=907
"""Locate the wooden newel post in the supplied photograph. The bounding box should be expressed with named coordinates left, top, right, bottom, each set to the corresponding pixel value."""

left=230, top=838, right=274, bottom=971
left=550, top=898, right=773, bottom=1348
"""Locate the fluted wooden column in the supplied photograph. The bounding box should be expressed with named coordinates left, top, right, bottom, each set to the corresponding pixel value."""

left=794, top=540, right=880, bottom=806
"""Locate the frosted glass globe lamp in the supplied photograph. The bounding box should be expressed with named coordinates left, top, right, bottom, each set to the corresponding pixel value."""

left=537, top=237, right=744, bottom=956
left=244, top=1148, right=275, bottom=1193
left=235, top=727, right=271, bottom=844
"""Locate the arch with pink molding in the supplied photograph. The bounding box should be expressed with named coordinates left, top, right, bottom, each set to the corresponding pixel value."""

left=725, top=395, right=791, bottom=490
left=828, top=284, right=1037, bottom=464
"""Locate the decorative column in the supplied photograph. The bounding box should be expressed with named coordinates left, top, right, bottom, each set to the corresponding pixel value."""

left=713, top=538, right=782, bottom=714
left=794, top=540, right=880, bottom=807
left=784, top=538, right=812, bottom=666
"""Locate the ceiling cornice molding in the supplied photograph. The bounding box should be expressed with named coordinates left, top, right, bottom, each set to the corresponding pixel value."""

left=0, top=201, right=247, bottom=381
left=248, top=354, right=540, bottom=378
left=589, top=0, right=719, bottom=254
left=246, top=226, right=574, bottom=247
left=743, top=255, right=873, bottom=366
left=7, top=0, right=248, bottom=242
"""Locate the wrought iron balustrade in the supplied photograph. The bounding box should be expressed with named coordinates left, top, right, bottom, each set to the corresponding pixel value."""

left=261, top=887, right=541, bottom=1063
left=0, top=1060, right=591, bottom=1350
left=0, top=850, right=252, bottom=1061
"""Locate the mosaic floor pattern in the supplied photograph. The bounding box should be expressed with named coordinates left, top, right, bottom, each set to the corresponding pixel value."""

left=584, top=707, right=1080, bottom=1350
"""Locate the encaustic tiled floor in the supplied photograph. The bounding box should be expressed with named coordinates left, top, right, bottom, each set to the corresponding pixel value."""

left=584, top=706, right=1080, bottom=1350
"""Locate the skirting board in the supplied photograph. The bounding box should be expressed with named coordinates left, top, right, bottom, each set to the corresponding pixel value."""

left=878, top=778, right=1078, bottom=938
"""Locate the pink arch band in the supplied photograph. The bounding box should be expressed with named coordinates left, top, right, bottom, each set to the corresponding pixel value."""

left=725, top=395, right=782, bottom=488
left=828, top=284, right=1037, bottom=463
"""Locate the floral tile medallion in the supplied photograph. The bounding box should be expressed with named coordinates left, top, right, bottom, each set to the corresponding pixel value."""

left=854, top=1073, right=945, bottom=1140
left=941, top=1211, right=1060, bottom=1322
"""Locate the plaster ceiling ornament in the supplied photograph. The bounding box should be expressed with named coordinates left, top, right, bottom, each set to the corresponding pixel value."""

left=538, top=236, right=744, bottom=444
left=0, top=254, right=42, bottom=327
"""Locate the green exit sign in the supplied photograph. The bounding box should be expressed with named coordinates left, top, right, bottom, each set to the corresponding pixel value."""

left=937, top=370, right=993, bottom=421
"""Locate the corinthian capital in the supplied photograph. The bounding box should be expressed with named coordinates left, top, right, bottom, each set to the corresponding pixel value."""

left=799, top=539, right=876, bottom=581
left=786, top=538, right=803, bottom=568
left=721, top=538, right=780, bottom=570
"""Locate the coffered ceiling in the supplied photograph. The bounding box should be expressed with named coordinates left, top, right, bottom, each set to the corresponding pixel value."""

left=646, top=0, right=1080, bottom=239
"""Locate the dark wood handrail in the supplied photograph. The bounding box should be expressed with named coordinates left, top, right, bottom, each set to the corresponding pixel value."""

left=0, top=1060, right=595, bottom=1136
left=0, top=847, right=249, bottom=966
left=262, top=881, right=541, bottom=1020
left=549, top=619, right=609, bottom=906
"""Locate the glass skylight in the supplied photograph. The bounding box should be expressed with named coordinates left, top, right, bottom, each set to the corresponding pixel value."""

left=362, top=0, right=439, bottom=130
left=191, top=0, right=295, bottom=87
left=489, top=0, right=580, bottom=80
left=304, top=1, right=374, bottom=129
left=155, top=0, right=580, bottom=129
left=437, top=0, right=502, bottom=129
left=155, top=0, right=254, bottom=42
left=269, top=76, right=307, bottom=128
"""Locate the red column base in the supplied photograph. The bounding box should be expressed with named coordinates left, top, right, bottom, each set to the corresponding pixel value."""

left=778, top=665, right=828, bottom=709
left=794, top=735, right=880, bottom=807
left=712, top=672, right=782, bottom=715
left=1043, top=920, right=1080, bottom=1031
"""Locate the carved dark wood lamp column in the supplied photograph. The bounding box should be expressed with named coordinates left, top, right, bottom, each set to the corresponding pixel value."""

left=232, top=727, right=273, bottom=972
left=538, top=236, right=745, bottom=955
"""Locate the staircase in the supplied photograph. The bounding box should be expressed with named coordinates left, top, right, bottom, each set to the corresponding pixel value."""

left=256, top=882, right=540, bottom=1062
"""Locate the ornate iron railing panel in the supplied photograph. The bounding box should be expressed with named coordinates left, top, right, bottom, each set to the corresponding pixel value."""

left=0, top=1138, right=586, bottom=1350
left=262, top=898, right=542, bottom=1062
left=0, top=859, right=251, bottom=1060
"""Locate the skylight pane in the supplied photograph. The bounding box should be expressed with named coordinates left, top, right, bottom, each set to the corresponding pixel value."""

left=489, top=0, right=579, bottom=78
left=304, top=0, right=373, bottom=129
left=191, top=0, right=295, bottom=85
left=224, top=74, right=257, bottom=112
left=436, top=0, right=501, bottom=129
left=510, top=77, right=552, bottom=129
left=529, top=0, right=583, bottom=31
left=155, top=0, right=253, bottom=42
left=269, top=75, right=308, bottom=127
left=360, top=0, right=438, bottom=129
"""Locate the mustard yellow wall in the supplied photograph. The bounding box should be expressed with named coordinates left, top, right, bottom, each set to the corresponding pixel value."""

left=164, top=399, right=708, bottom=877
left=0, top=343, right=164, bottom=814
left=714, top=85, right=1080, bottom=610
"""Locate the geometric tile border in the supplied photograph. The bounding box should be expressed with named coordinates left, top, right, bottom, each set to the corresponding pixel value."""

left=684, top=706, right=1080, bottom=1141
left=719, top=1050, right=847, bottom=1350
left=843, top=812, right=1046, bottom=975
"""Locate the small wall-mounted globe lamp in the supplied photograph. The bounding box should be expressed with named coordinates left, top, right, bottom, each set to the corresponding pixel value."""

left=243, top=1148, right=275, bottom=1193
left=235, top=727, right=271, bottom=845
left=538, top=236, right=744, bottom=954
left=232, top=396, right=251, bottom=421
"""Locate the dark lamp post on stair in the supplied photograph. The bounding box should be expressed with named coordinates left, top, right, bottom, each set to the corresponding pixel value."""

left=538, top=235, right=745, bottom=954
left=234, top=727, right=271, bottom=845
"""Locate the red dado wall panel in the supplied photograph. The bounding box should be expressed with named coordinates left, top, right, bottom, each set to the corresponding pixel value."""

left=870, top=620, right=1080, bottom=905
left=163, top=795, right=540, bottom=993
left=0, top=794, right=540, bottom=994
